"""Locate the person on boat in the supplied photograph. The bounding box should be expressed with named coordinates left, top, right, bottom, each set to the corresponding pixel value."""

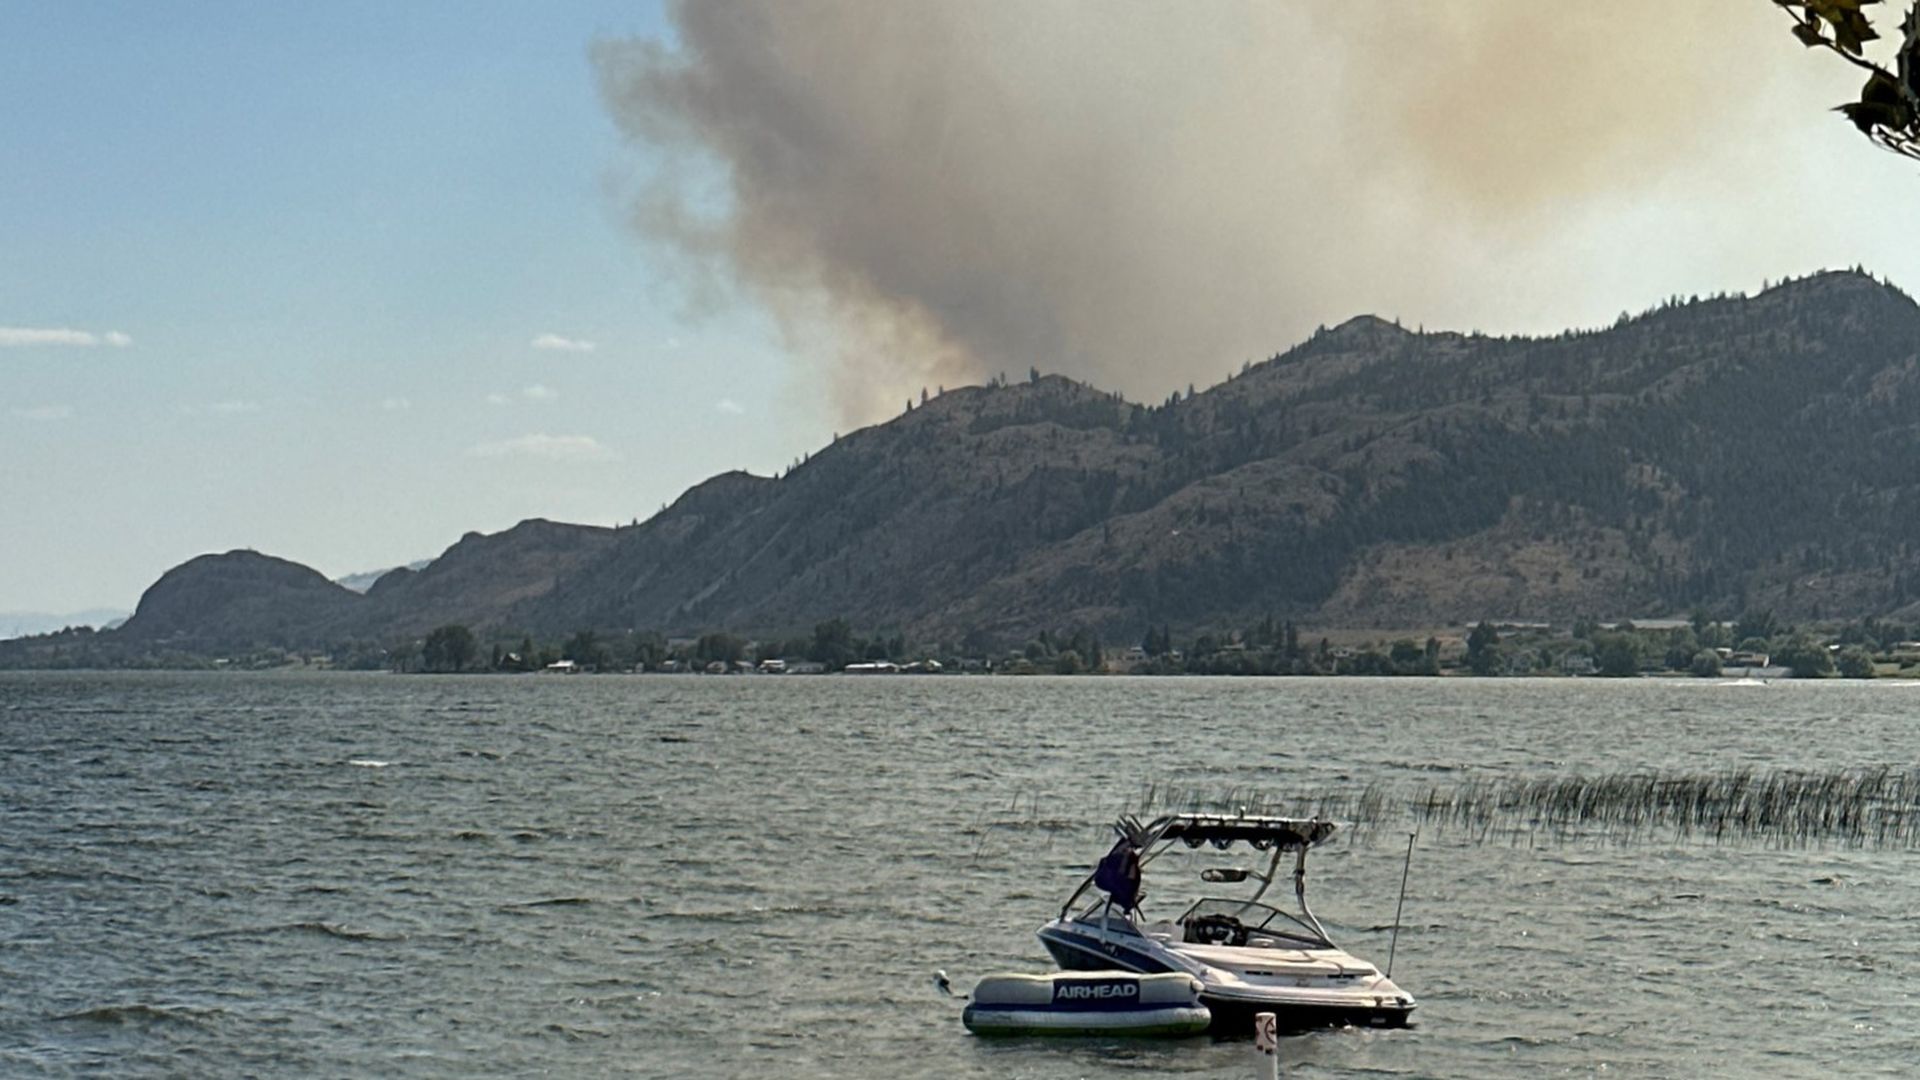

left=1092, top=818, right=1146, bottom=915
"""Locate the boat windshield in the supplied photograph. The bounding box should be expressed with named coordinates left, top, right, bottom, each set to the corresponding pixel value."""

left=1064, top=906, right=1144, bottom=935
left=1175, top=897, right=1331, bottom=948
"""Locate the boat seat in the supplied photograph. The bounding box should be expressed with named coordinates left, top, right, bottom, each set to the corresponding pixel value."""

left=1178, top=942, right=1334, bottom=971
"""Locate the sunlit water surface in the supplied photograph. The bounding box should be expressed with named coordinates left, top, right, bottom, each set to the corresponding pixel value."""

left=2, top=672, right=1917, bottom=1077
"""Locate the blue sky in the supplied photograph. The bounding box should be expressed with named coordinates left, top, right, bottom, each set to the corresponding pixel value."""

left=8, top=2, right=1920, bottom=616
left=3, top=3, right=817, bottom=612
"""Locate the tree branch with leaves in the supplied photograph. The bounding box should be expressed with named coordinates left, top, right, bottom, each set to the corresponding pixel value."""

left=1777, top=0, right=1920, bottom=161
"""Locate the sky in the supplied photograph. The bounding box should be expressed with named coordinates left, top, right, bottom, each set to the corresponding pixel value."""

left=7, top=2, right=1920, bottom=615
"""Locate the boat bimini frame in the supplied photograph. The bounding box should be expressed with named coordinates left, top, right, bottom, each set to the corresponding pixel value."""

left=1037, top=812, right=1415, bottom=1032
left=1056, top=813, right=1338, bottom=945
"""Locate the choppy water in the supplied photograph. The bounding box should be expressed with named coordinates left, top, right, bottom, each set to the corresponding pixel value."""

left=3, top=672, right=1918, bottom=1077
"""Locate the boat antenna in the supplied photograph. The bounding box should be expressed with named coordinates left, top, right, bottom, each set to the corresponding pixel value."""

left=1386, top=830, right=1416, bottom=979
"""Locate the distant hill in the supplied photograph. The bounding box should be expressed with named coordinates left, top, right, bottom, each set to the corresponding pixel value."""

left=344, top=518, right=618, bottom=638
left=113, top=550, right=363, bottom=649
left=10, top=269, right=1920, bottom=663
left=0, top=609, right=127, bottom=641
left=519, top=269, right=1920, bottom=639
left=334, top=559, right=431, bottom=593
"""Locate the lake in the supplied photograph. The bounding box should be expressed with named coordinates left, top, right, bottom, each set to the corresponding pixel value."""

left=2, top=671, right=1916, bottom=1077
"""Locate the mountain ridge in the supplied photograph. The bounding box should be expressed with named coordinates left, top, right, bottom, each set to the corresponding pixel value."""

left=12, top=268, right=1920, bottom=662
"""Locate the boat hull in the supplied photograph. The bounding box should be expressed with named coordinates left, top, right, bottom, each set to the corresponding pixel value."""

left=1038, top=923, right=1180, bottom=977
left=1196, top=991, right=1413, bottom=1034
left=1038, top=922, right=1413, bottom=1034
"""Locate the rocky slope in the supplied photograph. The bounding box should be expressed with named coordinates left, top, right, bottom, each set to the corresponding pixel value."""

left=18, top=269, right=1920, bottom=659
left=515, top=270, right=1920, bottom=641
left=113, top=551, right=363, bottom=649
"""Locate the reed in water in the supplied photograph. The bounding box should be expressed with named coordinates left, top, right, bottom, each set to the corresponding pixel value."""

left=1133, top=766, right=1920, bottom=848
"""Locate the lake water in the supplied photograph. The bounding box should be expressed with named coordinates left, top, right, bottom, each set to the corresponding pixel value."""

left=2, top=671, right=1917, bottom=1077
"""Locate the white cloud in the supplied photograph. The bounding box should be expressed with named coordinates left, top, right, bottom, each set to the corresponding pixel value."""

left=486, top=392, right=510, bottom=406
left=531, top=333, right=595, bottom=353
left=12, top=404, right=74, bottom=421
left=0, top=326, right=132, bottom=348
left=466, top=433, right=617, bottom=462
left=715, top=398, right=745, bottom=415
left=380, top=396, right=411, bottom=412
left=522, top=383, right=558, bottom=401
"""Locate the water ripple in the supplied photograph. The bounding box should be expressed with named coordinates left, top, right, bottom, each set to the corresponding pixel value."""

left=4, top=671, right=1917, bottom=1078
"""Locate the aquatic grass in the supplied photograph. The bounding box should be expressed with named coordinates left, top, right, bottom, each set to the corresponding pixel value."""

left=1128, top=766, right=1920, bottom=849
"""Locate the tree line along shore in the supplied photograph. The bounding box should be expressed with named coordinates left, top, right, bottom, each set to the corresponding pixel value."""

left=26, top=610, right=1918, bottom=679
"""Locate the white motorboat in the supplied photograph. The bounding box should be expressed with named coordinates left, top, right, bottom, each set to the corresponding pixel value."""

left=1036, top=813, right=1415, bottom=1033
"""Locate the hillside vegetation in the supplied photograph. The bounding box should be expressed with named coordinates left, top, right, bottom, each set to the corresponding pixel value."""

left=10, top=269, right=1920, bottom=664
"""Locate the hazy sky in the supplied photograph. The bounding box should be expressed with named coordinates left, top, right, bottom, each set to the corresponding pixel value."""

left=7, top=2, right=1920, bottom=614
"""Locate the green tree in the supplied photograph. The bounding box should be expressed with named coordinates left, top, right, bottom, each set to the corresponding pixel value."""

left=1663, top=628, right=1701, bottom=670
left=809, top=618, right=856, bottom=669
left=1338, top=649, right=1394, bottom=676
left=625, top=631, right=668, bottom=671
left=422, top=624, right=477, bottom=673
left=1773, top=632, right=1835, bottom=678
left=695, top=633, right=746, bottom=666
left=1836, top=645, right=1877, bottom=678
left=563, top=629, right=610, bottom=671
left=1466, top=621, right=1501, bottom=676
left=1143, top=625, right=1174, bottom=657
left=1734, top=608, right=1779, bottom=645
left=1690, top=649, right=1724, bottom=678
left=387, top=637, right=421, bottom=673
left=1592, top=632, right=1644, bottom=677
left=1387, top=638, right=1437, bottom=675
left=1776, top=0, right=1920, bottom=163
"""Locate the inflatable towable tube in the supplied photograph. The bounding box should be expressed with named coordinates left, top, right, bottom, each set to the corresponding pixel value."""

left=961, top=971, right=1210, bottom=1036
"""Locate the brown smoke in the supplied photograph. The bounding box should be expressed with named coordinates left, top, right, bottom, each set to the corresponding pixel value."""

left=594, top=1, right=1832, bottom=424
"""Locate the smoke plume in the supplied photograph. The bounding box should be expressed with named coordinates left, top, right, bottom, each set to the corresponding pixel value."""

left=594, top=2, right=1839, bottom=423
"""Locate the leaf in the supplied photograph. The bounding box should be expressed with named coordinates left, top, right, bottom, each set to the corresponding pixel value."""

left=1861, top=69, right=1906, bottom=108
left=1833, top=15, right=1880, bottom=55
left=1899, top=10, right=1920, bottom=96
left=1837, top=71, right=1912, bottom=135
left=1837, top=99, right=1904, bottom=133
left=1806, top=0, right=1874, bottom=20
left=1803, top=0, right=1877, bottom=49
left=1834, top=70, right=1909, bottom=135
left=1793, top=18, right=1828, bottom=45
